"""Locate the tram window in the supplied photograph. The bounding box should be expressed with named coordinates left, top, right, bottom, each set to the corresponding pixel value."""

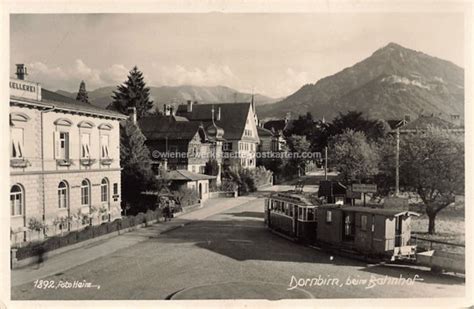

left=285, top=203, right=289, bottom=216
left=298, top=207, right=302, bottom=220
left=289, top=204, right=293, bottom=216
left=361, top=215, right=368, bottom=231
left=326, top=210, right=332, bottom=223
left=307, top=208, right=314, bottom=221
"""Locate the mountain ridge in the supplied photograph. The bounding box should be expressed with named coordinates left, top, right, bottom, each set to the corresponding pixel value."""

left=56, top=85, right=280, bottom=110
left=257, top=42, right=464, bottom=121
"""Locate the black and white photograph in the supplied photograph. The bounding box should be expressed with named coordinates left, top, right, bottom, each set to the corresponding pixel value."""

left=1, top=1, right=472, bottom=307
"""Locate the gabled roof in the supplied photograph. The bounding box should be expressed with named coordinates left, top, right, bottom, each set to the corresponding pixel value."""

left=138, top=115, right=205, bottom=141
left=387, top=119, right=408, bottom=130
left=11, top=88, right=126, bottom=119
left=399, top=115, right=461, bottom=131
left=318, top=181, right=348, bottom=197
left=165, top=169, right=216, bottom=181
left=263, top=120, right=286, bottom=132
left=176, top=102, right=253, bottom=141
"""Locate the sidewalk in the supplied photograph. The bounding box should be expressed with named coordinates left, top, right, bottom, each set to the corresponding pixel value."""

left=11, top=196, right=257, bottom=287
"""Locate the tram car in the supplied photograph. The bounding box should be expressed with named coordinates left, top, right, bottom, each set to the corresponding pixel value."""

left=265, top=192, right=420, bottom=260
left=264, top=192, right=319, bottom=243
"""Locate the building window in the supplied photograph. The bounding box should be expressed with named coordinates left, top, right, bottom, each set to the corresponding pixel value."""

left=58, top=181, right=68, bottom=209
left=100, top=135, right=110, bottom=159
left=113, top=183, right=118, bottom=195
left=81, top=133, right=91, bottom=159
left=10, top=185, right=23, bottom=216
left=101, top=178, right=109, bottom=203
left=361, top=215, right=368, bottom=231
left=11, top=128, right=24, bottom=158
left=326, top=210, right=332, bottom=223
left=55, top=132, right=70, bottom=159
left=81, top=179, right=91, bottom=206
left=223, top=142, right=232, bottom=151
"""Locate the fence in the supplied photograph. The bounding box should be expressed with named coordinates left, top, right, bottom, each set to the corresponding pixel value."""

left=12, top=209, right=162, bottom=264
left=412, top=236, right=465, bottom=254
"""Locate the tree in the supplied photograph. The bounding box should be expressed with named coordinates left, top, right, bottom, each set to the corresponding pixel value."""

left=76, top=80, right=90, bottom=103
left=329, top=130, right=379, bottom=184
left=398, top=127, right=464, bottom=234
left=120, top=119, right=155, bottom=208
left=111, top=66, right=154, bottom=118
left=285, top=112, right=316, bottom=138
left=329, top=111, right=390, bottom=141
left=286, top=135, right=311, bottom=177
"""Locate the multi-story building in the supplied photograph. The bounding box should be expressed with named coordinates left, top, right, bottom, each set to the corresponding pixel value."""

left=10, top=65, right=127, bottom=245
left=138, top=109, right=224, bottom=201
left=176, top=100, right=260, bottom=169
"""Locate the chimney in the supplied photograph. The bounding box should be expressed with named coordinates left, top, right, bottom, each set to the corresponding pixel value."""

left=127, top=107, right=137, bottom=124
left=217, top=107, right=221, bottom=121
left=15, top=64, right=28, bottom=80
left=187, top=100, right=193, bottom=112
left=164, top=104, right=171, bottom=116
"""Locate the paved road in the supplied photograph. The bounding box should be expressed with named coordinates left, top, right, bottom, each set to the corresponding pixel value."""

left=12, top=196, right=464, bottom=300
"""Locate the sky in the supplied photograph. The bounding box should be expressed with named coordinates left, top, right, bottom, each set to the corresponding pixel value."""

left=10, top=13, right=464, bottom=98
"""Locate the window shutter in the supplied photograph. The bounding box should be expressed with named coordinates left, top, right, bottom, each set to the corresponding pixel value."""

left=17, top=140, right=23, bottom=158
left=54, top=131, right=61, bottom=159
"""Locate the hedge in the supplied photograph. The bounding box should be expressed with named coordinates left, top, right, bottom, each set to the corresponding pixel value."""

left=14, top=208, right=162, bottom=261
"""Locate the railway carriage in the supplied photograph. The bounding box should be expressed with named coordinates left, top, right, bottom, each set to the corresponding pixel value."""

left=265, top=192, right=420, bottom=261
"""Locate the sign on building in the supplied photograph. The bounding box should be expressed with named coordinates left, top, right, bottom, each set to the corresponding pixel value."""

left=351, top=184, right=377, bottom=193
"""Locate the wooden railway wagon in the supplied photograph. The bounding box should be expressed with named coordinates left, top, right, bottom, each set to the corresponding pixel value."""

left=317, top=205, right=420, bottom=260
left=265, top=192, right=420, bottom=261
left=264, top=192, right=318, bottom=242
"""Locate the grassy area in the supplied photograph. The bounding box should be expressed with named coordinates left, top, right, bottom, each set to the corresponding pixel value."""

left=411, top=204, right=464, bottom=253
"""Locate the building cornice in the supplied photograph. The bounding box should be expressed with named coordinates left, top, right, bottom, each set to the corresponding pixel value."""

left=10, top=167, right=122, bottom=176
left=10, top=97, right=127, bottom=120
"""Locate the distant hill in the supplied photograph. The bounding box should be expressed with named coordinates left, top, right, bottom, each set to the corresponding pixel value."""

left=57, top=85, right=280, bottom=111
left=257, top=42, right=464, bottom=121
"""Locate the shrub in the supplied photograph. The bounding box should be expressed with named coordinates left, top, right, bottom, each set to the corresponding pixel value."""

left=173, top=187, right=199, bottom=207
left=219, top=179, right=238, bottom=192
left=221, top=166, right=273, bottom=194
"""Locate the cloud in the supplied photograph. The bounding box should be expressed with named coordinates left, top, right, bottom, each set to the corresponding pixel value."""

left=24, top=61, right=313, bottom=98
left=26, top=60, right=128, bottom=92
left=25, top=61, right=246, bottom=94
left=149, top=63, right=242, bottom=88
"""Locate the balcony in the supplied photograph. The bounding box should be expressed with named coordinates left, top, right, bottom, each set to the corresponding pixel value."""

left=10, top=158, right=30, bottom=168
left=100, top=158, right=114, bottom=166
left=80, top=158, right=97, bottom=167
left=56, top=159, right=74, bottom=167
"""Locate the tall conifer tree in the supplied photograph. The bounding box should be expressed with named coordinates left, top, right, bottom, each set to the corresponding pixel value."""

left=76, top=80, right=90, bottom=103
left=111, top=66, right=154, bottom=118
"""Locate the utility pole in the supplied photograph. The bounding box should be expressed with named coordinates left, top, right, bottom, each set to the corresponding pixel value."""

left=324, top=146, right=328, bottom=180
left=395, top=127, right=400, bottom=196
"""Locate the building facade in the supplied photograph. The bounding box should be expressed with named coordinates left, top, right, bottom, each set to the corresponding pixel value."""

left=176, top=101, right=260, bottom=170
left=10, top=68, right=127, bottom=245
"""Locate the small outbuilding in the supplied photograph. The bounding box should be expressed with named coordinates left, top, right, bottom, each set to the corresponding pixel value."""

left=317, top=205, right=420, bottom=259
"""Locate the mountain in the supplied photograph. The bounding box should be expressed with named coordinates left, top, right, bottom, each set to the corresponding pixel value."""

left=257, top=42, right=464, bottom=121
left=57, top=85, right=280, bottom=111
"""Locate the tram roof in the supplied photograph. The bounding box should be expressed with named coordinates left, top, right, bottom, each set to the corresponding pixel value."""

left=318, top=205, right=420, bottom=217
left=269, top=191, right=321, bottom=206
